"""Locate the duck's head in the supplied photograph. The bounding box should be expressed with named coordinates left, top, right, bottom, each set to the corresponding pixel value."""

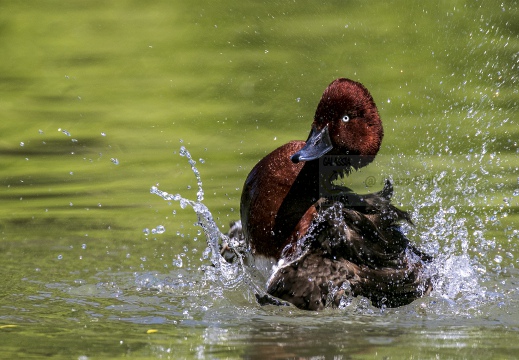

left=291, top=78, right=383, bottom=170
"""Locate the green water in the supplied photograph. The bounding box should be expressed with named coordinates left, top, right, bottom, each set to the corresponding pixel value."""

left=1, top=1, right=518, bottom=359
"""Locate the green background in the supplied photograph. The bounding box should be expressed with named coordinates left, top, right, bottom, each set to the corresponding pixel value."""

left=0, top=1, right=517, bottom=358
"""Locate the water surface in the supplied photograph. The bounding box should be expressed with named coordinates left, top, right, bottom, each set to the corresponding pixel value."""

left=0, top=1, right=518, bottom=359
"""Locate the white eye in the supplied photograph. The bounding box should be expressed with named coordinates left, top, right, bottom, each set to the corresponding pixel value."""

left=341, top=115, right=350, bottom=122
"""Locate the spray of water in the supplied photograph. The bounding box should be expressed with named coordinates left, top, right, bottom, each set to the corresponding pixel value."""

left=149, top=145, right=267, bottom=297
left=413, top=180, right=487, bottom=309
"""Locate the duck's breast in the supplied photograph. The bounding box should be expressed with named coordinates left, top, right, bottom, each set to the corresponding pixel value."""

left=241, top=141, right=319, bottom=259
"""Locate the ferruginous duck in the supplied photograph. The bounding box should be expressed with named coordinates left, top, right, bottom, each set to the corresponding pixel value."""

left=239, top=78, right=432, bottom=310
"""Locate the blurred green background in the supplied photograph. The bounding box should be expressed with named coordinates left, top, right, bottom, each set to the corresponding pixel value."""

left=0, top=1, right=517, bottom=359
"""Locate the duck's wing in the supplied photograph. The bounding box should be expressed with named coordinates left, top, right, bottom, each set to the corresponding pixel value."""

left=265, top=182, right=433, bottom=310
left=266, top=248, right=432, bottom=311
left=314, top=179, right=430, bottom=264
left=326, top=179, right=412, bottom=225
left=307, top=202, right=413, bottom=268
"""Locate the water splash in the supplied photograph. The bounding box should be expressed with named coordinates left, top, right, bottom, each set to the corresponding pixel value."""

left=179, top=146, right=204, bottom=202
left=151, top=141, right=514, bottom=315
left=150, top=146, right=247, bottom=288
left=403, top=152, right=516, bottom=313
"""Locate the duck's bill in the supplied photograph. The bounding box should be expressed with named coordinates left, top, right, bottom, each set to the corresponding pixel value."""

left=291, top=125, right=333, bottom=163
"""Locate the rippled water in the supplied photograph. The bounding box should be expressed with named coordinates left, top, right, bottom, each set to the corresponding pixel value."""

left=1, top=1, right=518, bottom=359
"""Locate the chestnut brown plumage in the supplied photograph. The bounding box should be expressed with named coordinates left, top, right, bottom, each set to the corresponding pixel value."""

left=238, top=78, right=432, bottom=310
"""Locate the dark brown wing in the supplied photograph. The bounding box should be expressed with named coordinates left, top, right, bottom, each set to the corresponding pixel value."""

left=266, top=180, right=432, bottom=310
left=267, top=249, right=431, bottom=311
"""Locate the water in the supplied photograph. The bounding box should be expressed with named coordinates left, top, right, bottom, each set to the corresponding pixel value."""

left=1, top=1, right=518, bottom=359
left=150, top=146, right=263, bottom=298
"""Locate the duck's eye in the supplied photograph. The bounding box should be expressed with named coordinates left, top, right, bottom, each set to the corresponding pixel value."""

left=341, top=115, right=350, bottom=122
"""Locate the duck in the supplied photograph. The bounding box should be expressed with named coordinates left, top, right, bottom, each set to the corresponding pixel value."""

left=237, top=78, right=432, bottom=311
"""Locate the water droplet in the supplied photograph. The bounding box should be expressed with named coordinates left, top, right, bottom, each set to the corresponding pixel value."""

left=57, top=254, right=63, bottom=260
left=143, top=228, right=150, bottom=235
left=513, top=189, right=519, bottom=196
left=446, top=206, right=457, bottom=214
left=110, top=158, right=119, bottom=165
left=180, top=199, right=188, bottom=209
left=173, top=256, right=183, bottom=268
left=20, top=142, right=24, bottom=147
left=494, top=255, right=503, bottom=264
